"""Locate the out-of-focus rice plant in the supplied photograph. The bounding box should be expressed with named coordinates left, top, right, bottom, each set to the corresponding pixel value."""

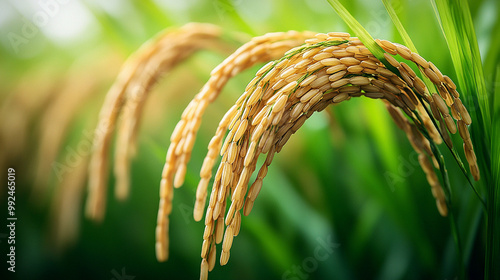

left=0, top=0, right=497, bottom=279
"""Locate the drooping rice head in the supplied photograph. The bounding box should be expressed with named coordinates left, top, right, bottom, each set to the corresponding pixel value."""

left=154, top=32, right=478, bottom=280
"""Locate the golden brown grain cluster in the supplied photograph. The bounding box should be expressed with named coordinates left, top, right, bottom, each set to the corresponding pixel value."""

left=152, top=32, right=479, bottom=280
left=155, top=29, right=318, bottom=262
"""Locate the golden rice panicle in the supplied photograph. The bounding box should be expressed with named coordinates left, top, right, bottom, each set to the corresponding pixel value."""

left=187, top=31, right=318, bottom=221
left=88, top=33, right=165, bottom=221
left=153, top=32, right=480, bottom=279
left=156, top=30, right=317, bottom=263
left=162, top=30, right=316, bottom=192
left=377, top=38, right=478, bottom=180
left=195, top=36, right=402, bottom=276
left=114, top=23, right=222, bottom=201
left=385, top=103, right=447, bottom=216
left=87, top=23, right=222, bottom=222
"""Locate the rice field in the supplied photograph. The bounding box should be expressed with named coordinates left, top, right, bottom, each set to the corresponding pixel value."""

left=0, top=0, right=498, bottom=279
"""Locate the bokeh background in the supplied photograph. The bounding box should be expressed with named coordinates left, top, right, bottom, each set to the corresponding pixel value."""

left=0, top=0, right=498, bottom=279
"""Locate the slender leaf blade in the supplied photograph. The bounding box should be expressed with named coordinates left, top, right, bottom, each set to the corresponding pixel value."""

left=325, top=0, right=391, bottom=69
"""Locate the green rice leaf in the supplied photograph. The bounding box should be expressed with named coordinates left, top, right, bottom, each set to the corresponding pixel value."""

left=380, top=0, right=417, bottom=52
left=487, top=64, right=500, bottom=280
left=213, top=0, right=257, bottom=36
left=484, top=12, right=500, bottom=113
left=381, top=0, right=438, bottom=93
left=325, top=0, right=397, bottom=73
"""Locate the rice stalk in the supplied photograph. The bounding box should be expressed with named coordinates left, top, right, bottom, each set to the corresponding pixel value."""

left=154, top=32, right=478, bottom=279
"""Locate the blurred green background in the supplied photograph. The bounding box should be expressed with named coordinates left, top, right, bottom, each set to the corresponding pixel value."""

left=0, top=0, right=498, bottom=279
